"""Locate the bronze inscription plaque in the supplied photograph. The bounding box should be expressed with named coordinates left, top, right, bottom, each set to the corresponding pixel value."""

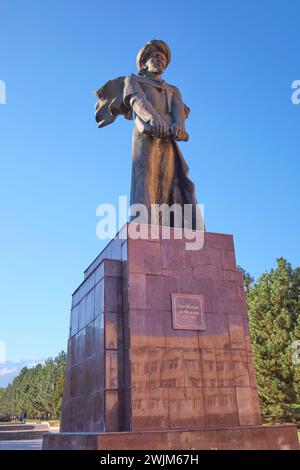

left=171, top=293, right=206, bottom=331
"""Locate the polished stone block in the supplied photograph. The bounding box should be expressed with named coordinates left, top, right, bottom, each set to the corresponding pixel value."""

left=47, top=224, right=299, bottom=449
left=60, top=258, right=123, bottom=433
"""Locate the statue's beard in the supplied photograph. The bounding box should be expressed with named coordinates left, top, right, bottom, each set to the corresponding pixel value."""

left=148, top=65, right=164, bottom=74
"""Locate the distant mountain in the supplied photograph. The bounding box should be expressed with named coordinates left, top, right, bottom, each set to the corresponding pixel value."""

left=0, top=359, right=45, bottom=387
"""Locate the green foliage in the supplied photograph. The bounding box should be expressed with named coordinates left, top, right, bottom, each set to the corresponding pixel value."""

left=238, top=265, right=254, bottom=294
left=247, top=258, right=300, bottom=420
left=0, top=351, right=66, bottom=419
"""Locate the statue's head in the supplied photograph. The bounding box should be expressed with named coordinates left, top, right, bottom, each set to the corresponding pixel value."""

left=136, top=40, right=171, bottom=75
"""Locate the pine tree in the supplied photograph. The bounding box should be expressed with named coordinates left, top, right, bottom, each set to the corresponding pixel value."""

left=248, top=258, right=300, bottom=420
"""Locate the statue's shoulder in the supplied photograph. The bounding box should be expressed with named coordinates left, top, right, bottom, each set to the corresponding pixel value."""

left=125, top=73, right=139, bottom=83
left=166, top=82, right=190, bottom=116
left=124, top=73, right=143, bottom=90
left=124, top=74, right=143, bottom=97
left=166, top=83, right=182, bottom=97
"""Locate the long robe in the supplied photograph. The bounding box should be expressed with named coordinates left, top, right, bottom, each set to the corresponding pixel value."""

left=123, top=74, right=199, bottom=228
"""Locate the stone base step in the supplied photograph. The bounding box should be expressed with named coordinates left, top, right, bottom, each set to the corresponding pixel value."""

left=0, top=423, right=50, bottom=441
left=42, top=424, right=299, bottom=450
left=0, top=431, right=47, bottom=441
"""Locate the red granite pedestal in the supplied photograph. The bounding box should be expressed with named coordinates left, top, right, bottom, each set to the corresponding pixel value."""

left=42, top=224, right=299, bottom=450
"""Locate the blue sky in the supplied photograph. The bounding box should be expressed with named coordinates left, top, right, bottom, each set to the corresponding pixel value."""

left=0, top=0, right=299, bottom=362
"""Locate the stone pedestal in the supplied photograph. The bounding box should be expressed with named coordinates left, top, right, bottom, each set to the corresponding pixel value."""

left=43, top=224, right=299, bottom=450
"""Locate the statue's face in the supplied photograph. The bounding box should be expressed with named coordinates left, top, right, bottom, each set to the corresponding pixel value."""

left=145, top=51, right=167, bottom=74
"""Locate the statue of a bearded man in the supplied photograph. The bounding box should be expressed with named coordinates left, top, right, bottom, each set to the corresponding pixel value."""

left=95, top=40, right=202, bottom=229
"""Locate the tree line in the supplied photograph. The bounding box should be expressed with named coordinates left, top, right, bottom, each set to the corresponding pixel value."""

left=0, top=351, right=66, bottom=420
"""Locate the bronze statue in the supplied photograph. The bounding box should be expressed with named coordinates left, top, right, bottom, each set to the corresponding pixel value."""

left=94, top=40, right=201, bottom=229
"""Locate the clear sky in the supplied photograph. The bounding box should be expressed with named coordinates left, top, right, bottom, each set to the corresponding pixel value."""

left=0, top=0, right=299, bottom=362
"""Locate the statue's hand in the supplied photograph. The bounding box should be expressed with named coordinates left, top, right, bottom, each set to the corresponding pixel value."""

left=150, top=118, right=170, bottom=138
left=170, top=124, right=189, bottom=141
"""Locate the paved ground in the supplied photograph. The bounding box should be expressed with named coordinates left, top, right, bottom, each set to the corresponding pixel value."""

left=0, top=439, right=42, bottom=450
